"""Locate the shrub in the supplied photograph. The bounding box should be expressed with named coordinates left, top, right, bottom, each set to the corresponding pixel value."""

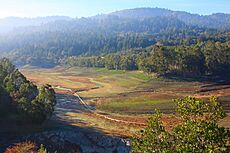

left=132, top=96, right=230, bottom=153
left=5, top=142, right=49, bottom=153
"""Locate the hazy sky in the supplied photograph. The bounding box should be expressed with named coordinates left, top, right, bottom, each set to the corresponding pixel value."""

left=0, top=0, right=230, bottom=18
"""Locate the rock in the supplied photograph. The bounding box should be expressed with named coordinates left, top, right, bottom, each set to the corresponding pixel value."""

left=117, top=146, right=131, bottom=153
left=8, top=128, right=131, bottom=153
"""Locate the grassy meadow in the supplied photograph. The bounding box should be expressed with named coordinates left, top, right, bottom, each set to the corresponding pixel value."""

left=21, top=66, right=193, bottom=113
left=21, top=66, right=230, bottom=114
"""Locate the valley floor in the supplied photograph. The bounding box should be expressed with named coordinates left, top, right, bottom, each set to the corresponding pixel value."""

left=20, top=66, right=230, bottom=134
left=2, top=66, right=227, bottom=152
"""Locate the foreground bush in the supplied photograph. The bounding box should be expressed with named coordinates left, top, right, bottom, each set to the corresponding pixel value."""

left=5, top=141, right=48, bottom=153
left=132, top=96, right=230, bottom=153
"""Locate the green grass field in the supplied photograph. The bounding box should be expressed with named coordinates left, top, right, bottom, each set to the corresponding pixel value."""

left=97, top=98, right=175, bottom=114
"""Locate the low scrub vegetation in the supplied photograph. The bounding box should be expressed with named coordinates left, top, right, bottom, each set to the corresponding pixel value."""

left=5, top=141, right=48, bottom=153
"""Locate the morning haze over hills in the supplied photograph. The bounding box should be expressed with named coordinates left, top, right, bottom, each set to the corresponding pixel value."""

left=1, top=8, right=230, bottom=33
left=0, top=7, right=230, bottom=68
left=0, top=6, right=230, bottom=153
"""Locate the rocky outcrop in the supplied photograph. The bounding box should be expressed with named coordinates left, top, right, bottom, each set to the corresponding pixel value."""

left=16, top=127, right=131, bottom=153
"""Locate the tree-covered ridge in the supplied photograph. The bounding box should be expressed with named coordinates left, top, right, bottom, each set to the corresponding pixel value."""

left=0, top=58, right=56, bottom=123
left=65, top=39, right=230, bottom=77
left=111, top=8, right=230, bottom=29
left=1, top=8, right=230, bottom=66
left=1, top=16, right=206, bottom=60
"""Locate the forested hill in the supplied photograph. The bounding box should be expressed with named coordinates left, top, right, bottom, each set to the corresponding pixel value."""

left=0, top=8, right=230, bottom=67
left=110, top=8, right=230, bottom=29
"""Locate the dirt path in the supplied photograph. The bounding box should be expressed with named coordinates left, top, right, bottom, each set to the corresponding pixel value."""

left=54, top=86, right=145, bottom=126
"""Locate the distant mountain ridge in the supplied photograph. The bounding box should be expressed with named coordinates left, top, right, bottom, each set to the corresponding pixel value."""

left=0, top=7, right=230, bottom=67
left=0, top=16, right=71, bottom=33
left=0, top=7, right=230, bottom=33
left=109, top=8, right=230, bottom=29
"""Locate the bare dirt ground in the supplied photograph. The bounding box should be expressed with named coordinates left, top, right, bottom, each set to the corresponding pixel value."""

left=53, top=91, right=145, bottom=137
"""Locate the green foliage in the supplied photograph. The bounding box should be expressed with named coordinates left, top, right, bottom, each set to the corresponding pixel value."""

left=204, top=41, right=230, bottom=75
left=132, top=97, right=230, bottom=153
left=65, top=39, right=230, bottom=77
left=0, top=58, right=56, bottom=123
left=132, top=110, right=173, bottom=153
left=2, top=8, right=230, bottom=68
left=176, top=96, right=225, bottom=122
left=30, top=85, right=56, bottom=122
left=0, top=10, right=229, bottom=77
left=0, top=86, right=11, bottom=115
left=5, top=80, right=15, bottom=93
left=174, top=120, right=228, bottom=152
left=0, top=58, right=15, bottom=85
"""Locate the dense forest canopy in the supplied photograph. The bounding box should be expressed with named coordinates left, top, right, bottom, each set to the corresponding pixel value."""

left=65, top=39, right=230, bottom=77
left=0, top=58, right=56, bottom=123
left=0, top=8, right=229, bottom=76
